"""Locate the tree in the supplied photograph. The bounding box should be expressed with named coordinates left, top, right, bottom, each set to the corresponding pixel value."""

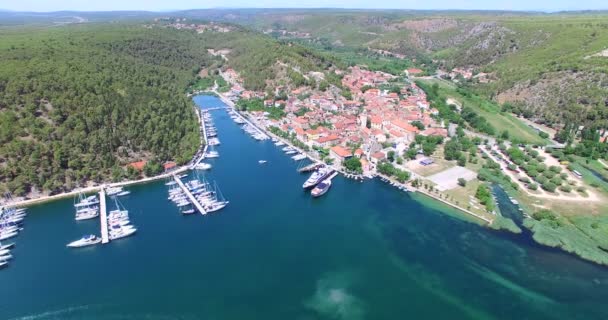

left=542, top=181, right=557, bottom=192
left=387, top=150, right=396, bottom=162
left=405, top=148, right=418, bottom=160
left=457, top=178, right=467, bottom=187
left=343, top=157, right=362, bottom=174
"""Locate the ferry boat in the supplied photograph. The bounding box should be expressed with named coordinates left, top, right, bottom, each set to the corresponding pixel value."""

left=311, top=180, right=331, bottom=197
left=66, top=235, right=102, bottom=248
left=302, top=167, right=334, bottom=189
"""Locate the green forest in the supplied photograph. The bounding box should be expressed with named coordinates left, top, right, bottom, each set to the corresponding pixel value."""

left=0, top=25, right=213, bottom=196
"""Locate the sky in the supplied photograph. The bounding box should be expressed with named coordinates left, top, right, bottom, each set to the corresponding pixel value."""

left=0, top=0, right=606, bottom=12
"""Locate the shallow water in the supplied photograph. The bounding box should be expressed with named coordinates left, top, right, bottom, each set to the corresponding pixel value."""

left=1, top=95, right=607, bottom=320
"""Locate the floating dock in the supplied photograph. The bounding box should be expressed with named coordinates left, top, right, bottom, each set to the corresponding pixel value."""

left=99, top=188, right=109, bottom=244
left=173, top=175, right=207, bottom=215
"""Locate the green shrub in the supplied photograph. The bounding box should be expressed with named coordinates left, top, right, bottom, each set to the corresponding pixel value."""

left=542, top=181, right=557, bottom=192
left=528, top=183, right=538, bottom=190
left=560, top=185, right=572, bottom=193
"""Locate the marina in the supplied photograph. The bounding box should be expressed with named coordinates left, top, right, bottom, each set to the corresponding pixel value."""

left=2, top=95, right=608, bottom=319
left=172, top=175, right=207, bottom=215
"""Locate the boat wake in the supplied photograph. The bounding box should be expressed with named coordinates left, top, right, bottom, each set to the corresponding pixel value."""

left=8, top=304, right=95, bottom=320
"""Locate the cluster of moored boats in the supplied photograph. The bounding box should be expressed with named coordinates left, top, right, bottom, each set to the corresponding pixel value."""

left=227, top=108, right=269, bottom=140
left=203, top=112, right=221, bottom=147
left=228, top=109, right=246, bottom=125
left=106, top=199, right=137, bottom=241
left=67, top=188, right=135, bottom=248
left=73, top=187, right=130, bottom=221
left=0, top=206, right=25, bottom=268
left=167, top=176, right=229, bottom=214
left=302, top=166, right=335, bottom=198
left=278, top=144, right=308, bottom=161
left=228, top=109, right=269, bottom=140
left=243, top=124, right=270, bottom=141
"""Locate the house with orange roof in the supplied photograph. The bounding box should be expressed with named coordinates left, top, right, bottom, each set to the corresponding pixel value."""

left=163, top=161, right=177, bottom=172
left=330, top=145, right=353, bottom=162
left=128, top=160, right=147, bottom=171
left=370, top=152, right=385, bottom=164
left=421, top=127, right=448, bottom=138
left=370, top=115, right=383, bottom=129
left=314, top=134, right=340, bottom=148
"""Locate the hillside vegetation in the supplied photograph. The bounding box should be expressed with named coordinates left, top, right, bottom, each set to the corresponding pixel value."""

left=0, top=25, right=208, bottom=196
left=223, top=11, right=608, bottom=134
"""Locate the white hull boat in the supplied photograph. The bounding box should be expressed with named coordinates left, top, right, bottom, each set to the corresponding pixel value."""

left=67, top=235, right=102, bottom=248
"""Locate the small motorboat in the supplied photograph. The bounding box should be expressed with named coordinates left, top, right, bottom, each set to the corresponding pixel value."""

left=258, top=160, right=267, bottom=164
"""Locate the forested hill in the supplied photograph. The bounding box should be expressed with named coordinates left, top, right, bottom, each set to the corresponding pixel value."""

left=0, top=25, right=210, bottom=196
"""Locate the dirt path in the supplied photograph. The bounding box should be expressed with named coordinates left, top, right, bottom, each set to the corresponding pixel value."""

left=479, top=147, right=600, bottom=202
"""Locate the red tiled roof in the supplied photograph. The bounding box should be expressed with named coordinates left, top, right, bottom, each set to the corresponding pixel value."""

left=372, top=152, right=385, bottom=160
left=163, top=161, right=177, bottom=170
left=317, top=134, right=340, bottom=143
left=331, top=145, right=352, bottom=158
left=128, top=160, right=147, bottom=171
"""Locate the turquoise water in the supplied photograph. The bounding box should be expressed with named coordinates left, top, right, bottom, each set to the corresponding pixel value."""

left=1, top=95, right=608, bottom=319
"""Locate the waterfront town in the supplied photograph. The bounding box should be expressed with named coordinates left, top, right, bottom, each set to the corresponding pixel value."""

left=219, top=66, right=447, bottom=176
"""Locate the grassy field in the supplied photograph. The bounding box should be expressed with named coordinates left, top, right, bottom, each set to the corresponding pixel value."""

left=421, top=79, right=548, bottom=144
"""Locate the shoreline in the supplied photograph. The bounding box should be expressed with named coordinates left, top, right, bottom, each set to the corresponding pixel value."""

left=2, top=99, right=208, bottom=210
left=212, top=92, right=492, bottom=225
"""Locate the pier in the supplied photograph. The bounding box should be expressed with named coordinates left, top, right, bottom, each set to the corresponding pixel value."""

left=99, top=188, right=109, bottom=244
left=173, top=175, right=207, bottom=215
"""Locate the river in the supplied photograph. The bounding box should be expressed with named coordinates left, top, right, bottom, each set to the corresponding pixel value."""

left=1, top=95, right=607, bottom=320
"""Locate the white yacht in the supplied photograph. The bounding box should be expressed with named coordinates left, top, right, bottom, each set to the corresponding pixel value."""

left=67, top=235, right=102, bottom=248
left=0, top=231, right=18, bottom=241
left=75, top=207, right=99, bottom=221
left=74, top=194, right=99, bottom=208
left=195, top=162, right=212, bottom=170
left=258, top=160, right=267, bottom=164
left=105, top=186, right=124, bottom=196
left=206, top=150, right=220, bottom=158
left=116, top=190, right=131, bottom=196
left=0, top=242, right=14, bottom=251
left=0, top=249, right=10, bottom=256
left=204, top=201, right=228, bottom=213
left=109, top=226, right=137, bottom=240
left=0, top=254, right=12, bottom=261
